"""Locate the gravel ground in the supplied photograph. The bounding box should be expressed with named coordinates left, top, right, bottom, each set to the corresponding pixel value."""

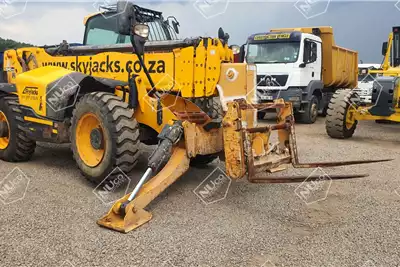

left=0, top=118, right=400, bottom=267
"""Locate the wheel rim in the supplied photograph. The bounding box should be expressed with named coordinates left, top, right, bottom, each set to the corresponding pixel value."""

left=75, top=113, right=105, bottom=167
left=0, top=111, right=10, bottom=150
left=345, top=106, right=356, bottom=129
left=311, top=102, right=318, bottom=122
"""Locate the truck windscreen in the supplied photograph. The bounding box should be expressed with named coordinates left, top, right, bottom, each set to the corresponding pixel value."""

left=246, top=42, right=300, bottom=64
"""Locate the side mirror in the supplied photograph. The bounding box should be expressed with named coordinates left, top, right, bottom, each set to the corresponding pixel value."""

left=382, top=41, right=388, bottom=56
left=299, top=62, right=306, bottom=68
left=239, top=44, right=245, bottom=63
left=172, top=21, right=180, bottom=34
left=116, top=1, right=135, bottom=36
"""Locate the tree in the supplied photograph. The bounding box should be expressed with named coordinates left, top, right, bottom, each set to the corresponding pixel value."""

left=0, top=37, right=33, bottom=52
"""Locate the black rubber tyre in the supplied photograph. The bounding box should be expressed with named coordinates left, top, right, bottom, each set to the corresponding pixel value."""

left=325, top=89, right=359, bottom=139
left=70, top=92, right=141, bottom=183
left=298, top=95, right=319, bottom=124
left=257, top=111, right=266, bottom=120
left=190, top=154, right=219, bottom=168
left=194, top=97, right=224, bottom=119
left=0, top=96, right=36, bottom=162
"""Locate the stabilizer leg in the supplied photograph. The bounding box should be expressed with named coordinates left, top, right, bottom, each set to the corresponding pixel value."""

left=97, top=147, right=190, bottom=233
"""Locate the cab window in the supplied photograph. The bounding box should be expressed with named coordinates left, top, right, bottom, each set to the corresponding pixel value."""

left=84, top=13, right=175, bottom=45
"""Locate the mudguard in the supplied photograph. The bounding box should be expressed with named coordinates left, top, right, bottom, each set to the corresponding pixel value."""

left=0, top=83, right=17, bottom=95
left=14, top=66, right=128, bottom=120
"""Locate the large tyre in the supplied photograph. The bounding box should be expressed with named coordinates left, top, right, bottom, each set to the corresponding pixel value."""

left=70, top=92, right=140, bottom=183
left=257, top=111, right=266, bottom=120
left=325, top=89, right=359, bottom=139
left=298, top=95, right=319, bottom=124
left=193, top=97, right=224, bottom=119
left=0, top=96, right=36, bottom=162
left=190, top=154, right=219, bottom=168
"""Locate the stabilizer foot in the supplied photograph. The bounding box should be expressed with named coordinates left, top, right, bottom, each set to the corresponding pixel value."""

left=97, top=200, right=152, bottom=233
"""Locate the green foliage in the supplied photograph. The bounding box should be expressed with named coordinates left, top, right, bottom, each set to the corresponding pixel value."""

left=0, top=37, right=33, bottom=52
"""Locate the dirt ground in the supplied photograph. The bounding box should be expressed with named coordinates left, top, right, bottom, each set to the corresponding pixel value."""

left=1, top=118, right=399, bottom=267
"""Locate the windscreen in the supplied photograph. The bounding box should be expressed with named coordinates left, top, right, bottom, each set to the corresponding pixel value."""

left=246, top=42, right=300, bottom=64
left=84, top=13, right=177, bottom=45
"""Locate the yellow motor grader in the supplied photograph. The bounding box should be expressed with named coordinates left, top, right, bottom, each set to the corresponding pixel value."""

left=326, top=26, right=400, bottom=139
left=0, top=1, right=390, bottom=233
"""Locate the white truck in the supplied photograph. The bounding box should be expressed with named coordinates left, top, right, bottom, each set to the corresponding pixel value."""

left=241, top=27, right=358, bottom=124
left=354, top=63, right=382, bottom=104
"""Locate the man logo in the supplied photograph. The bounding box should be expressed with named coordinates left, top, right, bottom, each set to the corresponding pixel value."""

left=261, top=76, right=278, bottom=86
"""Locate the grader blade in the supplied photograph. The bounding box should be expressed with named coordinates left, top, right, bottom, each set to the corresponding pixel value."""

left=97, top=147, right=190, bottom=233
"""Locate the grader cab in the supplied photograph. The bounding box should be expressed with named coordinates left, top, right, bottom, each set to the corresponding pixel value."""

left=0, top=1, right=391, bottom=233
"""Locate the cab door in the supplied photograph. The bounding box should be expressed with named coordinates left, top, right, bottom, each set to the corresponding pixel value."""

left=303, top=39, right=322, bottom=81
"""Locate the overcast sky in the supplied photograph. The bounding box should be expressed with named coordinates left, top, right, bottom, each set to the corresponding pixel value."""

left=0, top=1, right=399, bottom=62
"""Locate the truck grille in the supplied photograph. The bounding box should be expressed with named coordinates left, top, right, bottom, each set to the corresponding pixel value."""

left=257, top=75, right=288, bottom=87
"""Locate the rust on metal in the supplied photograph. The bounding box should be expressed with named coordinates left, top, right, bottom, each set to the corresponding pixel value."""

left=249, top=174, right=369, bottom=184
left=246, top=123, right=290, bottom=133
left=292, top=159, right=393, bottom=168
left=183, top=121, right=224, bottom=158
left=223, top=102, right=247, bottom=179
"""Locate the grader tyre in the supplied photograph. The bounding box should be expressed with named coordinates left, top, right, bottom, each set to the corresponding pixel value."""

left=70, top=92, right=140, bottom=183
left=0, top=96, right=36, bottom=162
left=325, top=89, right=359, bottom=139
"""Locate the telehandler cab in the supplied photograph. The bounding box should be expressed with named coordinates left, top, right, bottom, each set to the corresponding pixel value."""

left=0, top=1, right=390, bottom=233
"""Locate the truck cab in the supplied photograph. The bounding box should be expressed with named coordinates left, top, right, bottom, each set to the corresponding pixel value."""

left=354, top=64, right=382, bottom=104
left=244, top=27, right=358, bottom=124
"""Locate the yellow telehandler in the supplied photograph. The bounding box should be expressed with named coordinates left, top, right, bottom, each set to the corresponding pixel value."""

left=0, top=1, right=390, bottom=233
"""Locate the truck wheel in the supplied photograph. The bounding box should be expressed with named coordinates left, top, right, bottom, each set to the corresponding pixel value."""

left=298, top=95, right=319, bottom=124
left=325, top=89, right=359, bottom=139
left=257, top=111, right=266, bottom=120
left=70, top=92, right=141, bottom=183
left=0, top=96, right=36, bottom=162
